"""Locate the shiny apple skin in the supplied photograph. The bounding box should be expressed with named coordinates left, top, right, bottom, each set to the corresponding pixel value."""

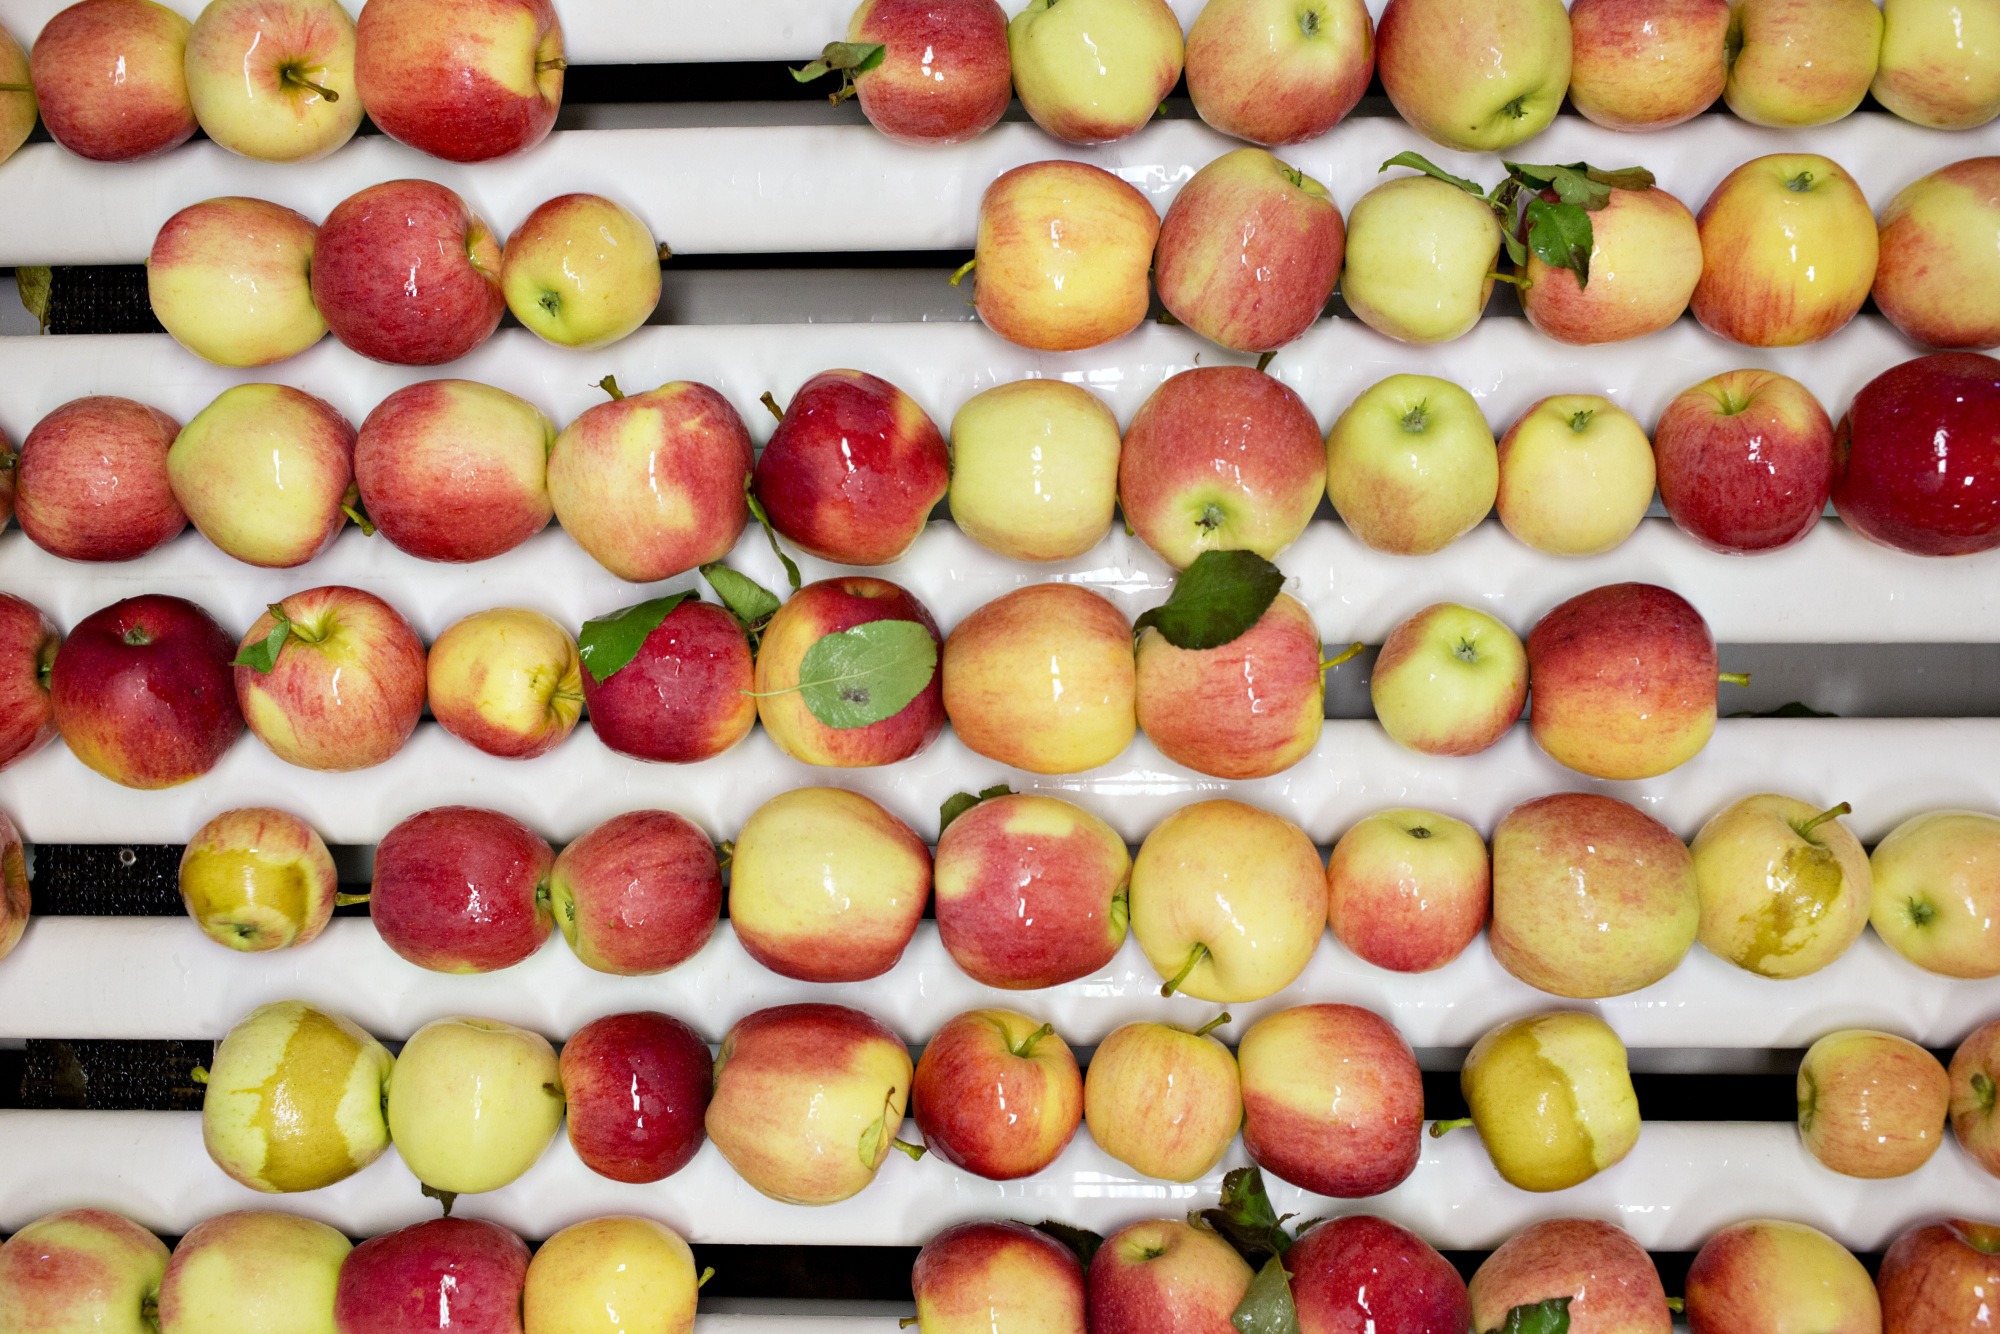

left=1877, top=1218, right=2000, bottom=1334
left=1238, top=1003, right=1425, bottom=1199
left=911, top=1008, right=1083, bottom=1180
left=559, top=1010, right=713, bottom=1184
left=0, top=593, right=61, bottom=773
left=850, top=0, right=1011, bottom=146
left=368, top=805, right=555, bottom=973
left=579, top=600, right=756, bottom=764
left=310, top=179, right=504, bottom=366
left=352, top=0, right=562, bottom=162
left=1653, top=368, right=1835, bottom=554
left=30, top=0, right=196, bottom=160
left=549, top=809, right=723, bottom=976
left=332, top=1218, right=529, bottom=1334
left=1288, top=1215, right=1471, bottom=1334
left=1832, top=352, right=2000, bottom=556
left=16, top=396, right=186, bottom=561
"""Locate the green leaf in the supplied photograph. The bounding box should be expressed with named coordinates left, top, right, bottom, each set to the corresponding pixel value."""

left=795, top=620, right=937, bottom=729
left=700, top=563, right=781, bottom=632
left=1505, top=161, right=1655, bottom=210
left=1728, top=701, right=1836, bottom=718
left=1198, top=1166, right=1296, bottom=1265
left=1231, top=1255, right=1300, bottom=1334
left=578, top=592, right=696, bottom=685
left=1586, top=164, right=1657, bottom=194
left=16, top=266, right=51, bottom=333
left=1380, top=151, right=1486, bottom=198
left=1500, top=228, right=1528, bottom=268
left=230, top=604, right=295, bottom=674
left=1133, top=550, right=1286, bottom=651
left=743, top=476, right=802, bottom=592
left=939, top=784, right=1012, bottom=835
left=1034, top=1222, right=1104, bottom=1270
left=1524, top=197, right=1596, bottom=287
left=1485, top=1297, right=1572, bottom=1334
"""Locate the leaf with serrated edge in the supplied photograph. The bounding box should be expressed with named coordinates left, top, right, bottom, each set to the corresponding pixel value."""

left=1379, top=151, right=1486, bottom=198
left=1231, top=1255, right=1300, bottom=1334
left=578, top=592, right=696, bottom=685
left=700, top=563, right=780, bottom=630
left=1199, top=1166, right=1296, bottom=1266
left=795, top=620, right=937, bottom=729
left=1487, top=1296, right=1572, bottom=1334
left=939, top=784, right=1012, bottom=835
left=1133, top=550, right=1286, bottom=650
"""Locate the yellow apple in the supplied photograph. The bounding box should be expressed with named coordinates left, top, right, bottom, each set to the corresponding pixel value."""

left=1340, top=175, right=1503, bottom=344
left=1690, top=794, right=1872, bottom=978
left=501, top=194, right=663, bottom=350
left=148, top=197, right=326, bottom=366
left=386, top=1016, right=565, bottom=1197
left=1377, top=0, right=1572, bottom=151
left=0, top=24, right=34, bottom=169
left=1083, top=1016, right=1242, bottom=1181
left=1874, top=0, right=2000, bottom=127
left=1874, top=158, right=2000, bottom=351
left=948, top=379, right=1122, bottom=561
left=1457, top=1011, right=1640, bottom=1192
left=179, top=806, right=340, bottom=952
left=1370, top=602, right=1527, bottom=758
left=1008, top=0, right=1184, bottom=144
left=1724, top=0, right=1883, bottom=128
left=1324, top=373, right=1497, bottom=555
left=1495, top=395, right=1654, bottom=556
left=1869, top=810, right=2000, bottom=979
left=184, top=0, right=361, bottom=162
left=1691, top=153, right=1878, bottom=347
left=523, top=1216, right=700, bottom=1334
left=972, top=160, right=1161, bottom=352
left=158, top=1210, right=351, bottom=1334
left=426, top=607, right=583, bottom=760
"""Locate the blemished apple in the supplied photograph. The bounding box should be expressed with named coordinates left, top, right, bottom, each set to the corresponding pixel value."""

left=560, top=1010, right=712, bottom=1184
left=1684, top=1220, right=1881, bottom=1334
left=0, top=813, right=22, bottom=964
left=1184, top=0, right=1374, bottom=145
left=502, top=193, right=662, bottom=349
left=1238, top=1003, right=1423, bottom=1198
left=1690, top=794, right=1871, bottom=979
left=1520, top=185, right=1702, bottom=345
left=1797, top=1028, right=1951, bottom=1179
left=932, top=791, right=1132, bottom=989
left=1951, top=1017, right=2000, bottom=1176
left=1377, top=0, right=1570, bottom=151
left=0, top=25, right=34, bottom=167
left=1653, top=368, right=1834, bottom=553
left=169, top=383, right=355, bottom=568
left=386, top=1016, right=564, bottom=1195
left=1154, top=147, right=1345, bottom=354
left=755, top=369, right=949, bottom=566
left=1875, top=159, right=2000, bottom=351
left=147, top=197, right=324, bottom=367
left=705, top=1002, right=915, bottom=1206
left=1567, top=0, right=1730, bottom=130
left=523, top=1217, right=700, bottom=1334
left=1469, top=1218, right=1671, bottom=1334
left=31, top=0, right=196, bottom=160
left=1491, top=791, right=1698, bottom=998
left=0, top=1208, right=168, bottom=1334
left=16, top=396, right=184, bottom=561
left=942, top=582, right=1136, bottom=775
left=179, top=806, right=339, bottom=952
left=1324, top=373, right=1497, bottom=555
left=310, top=179, right=505, bottom=366
left=912, top=1221, right=1087, bottom=1334
left=1878, top=1219, right=2000, bottom=1334
left=353, top=0, right=562, bottom=162
left=1136, top=592, right=1324, bottom=779
left=202, top=999, right=394, bottom=1193
left=1119, top=365, right=1326, bottom=569
left=1874, top=0, right=2000, bottom=128
left=579, top=599, right=756, bottom=764
left=369, top=805, right=555, bottom=973
left=234, top=586, right=428, bottom=772
left=848, top=0, right=1011, bottom=146
left=425, top=607, right=584, bottom=760
left=1340, top=174, right=1503, bottom=344
left=947, top=378, right=1122, bottom=562
left=1287, top=1216, right=1470, bottom=1334
left=1091, top=1219, right=1254, bottom=1334
left=1496, top=395, right=1655, bottom=557
left=1370, top=602, right=1526, bottom=758
left=1455, top=1010, right=1640, bottom=1192
left=51, top=593, right=243, bottom=790
left=912, top=1007, right=1083, bottom=1180
left=0, top=592, right=58, bottom=772
left=158, top=1210, right=351, bottom=1334
left=333, top=1219, right=529, bottom=1334
left=550, top=810, right=722, bottom=975
left=1691, top=154, right=1878, bottom=347
left=729, top=786, right=931, bottom=982
left=353, top=379, right=556, bottom=563
left=183, top=0, right=360, bottom=162
left=1326, top=809, right=1488, bottom=973
left=972, top=160, right=1161, bottom=352
left=753, top=576, right=946, bottom=768
left=1008, top=0, right=1183, bottom=144
left=1724, top=0, right=1882, bottom=128
left=1870, top=810, right=2000, bottom=978
left=1832, top=353, right=2000, bottom=557
left=1130, top=797, right=1326, bottom=1002
left=1084, top=1015, right=1242, bottom=1182
left=548, top=379, right=753, bottom=583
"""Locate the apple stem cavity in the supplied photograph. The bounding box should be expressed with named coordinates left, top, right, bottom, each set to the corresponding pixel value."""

left=596, top=375, right=625, bottom=402
left=1009, top=1022, right=1056, bottom=1059
left=1501, top=94, right=1529, bottom=121
left=1719, top=672, right=1752, bottom=687
left=1298, top=8, right=1320, bottom=35
left=1794, top=802, right=1852, bottom=840
left=122, top=625, right=153, bottom=647
left=1428, top=1117, right=1473, bottom=1137
left=1973, top=1071, right=1997, bottom=1112
left=1193, top=1011, right=1232, bottom=1039
left=280, top=65, right=339, bottom=102
left=1906, top=896, right=1938, bottom=928
left=1160, top=942, right=1209, bottom=998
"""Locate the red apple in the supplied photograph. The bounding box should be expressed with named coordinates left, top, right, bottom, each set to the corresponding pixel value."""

left=1567, top=0, right=1731, bottom=130
left=333, top=1218, right=528, bottom=1334
left=0, top=812, right=23, bottom=963
left=754, top=369, right=950, bottom=567
left=913, top=1221, right=1087, bottom=1334
left=1184, top=0, right=1375, bottom=146
left=1135, top=592, right=1324, bottom=780
left=1874, top=158, right=2000, bottom=351
left=1470, top=1218, right=1671, bottom=1334
left=1951, top=1016, right=2000, bottom=1176
left=50, top=594, right=242, bottom=789
left=368, top=805, right=555, bottom=973
left=1239, top=1003, right=1424, bottom=1199
left=1832, top=352, right=2000, bottom=556
left=1289, top=1216, right=1471, bottom=1334
left=0, top=593, right=60, bottom=772
left=1089, top=1218, right=1255, bottom=1334
left=849, top=0, right=1011, bottom=146
left=1653, top=368, right=1835, bottom=554
left=1878, top=1218, right=2000, bottom=1334
left=559, top=1009, right=713, bottom=1184
left=579, top=599, right=756, bottom=764
left=234, top=586, right=428, bottom=772
left=912, top=1007, right=1083, bottom=1180
left=548, top=809, right=722, bottom=975
left=311, top=179, right=505, bottom=366
left=30, top=0, right=195, bottom=160
left=353, top=0, right=562, bottom=162
left=15, top=396, right=185, bottom=561
left=1326, top=809, right=1490, bottom=974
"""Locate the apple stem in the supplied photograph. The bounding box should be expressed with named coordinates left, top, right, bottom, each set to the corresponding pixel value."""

left=280, top=66, right=338, bottom=101
left=1666, top=1298, right=1685, bottom=1314
left=538, top=57, right=567, bottom=72
left=596, top=375, right=625, bottom=402
left=1010, top=1022, right=1055, bottom=1059
left=759, top=390, right=785, bottom=423
left=900, top=1321, right=920, bottom=1329
left=891, top=1137, right=927, bottom=1161
left=189, top=1066, right=209, bottom=1083
left=715, top=840, right=733, bottom=870
left=1786, top=171, right=1814, bottom=193
left=1487, top=271, right=1523, bottom=286
left=947, top=258, right=976, bottom=288
left=421, top=1184, right=457, bottom=1217
left=0, top=83, right=31, bottom=93
left=1256, top=351, right=1277, bottom=374
left=334, top=892, right=370, bottom=908
left=657, top=241, right=673, bottom=263
left=1719, top=671, right=1751, bottom=687
left=1193, top=1010, right=1232, bottom=1039
left=1428, top=1117, right=1473, bottom=1138
left=1795, top=802, right=1852, bottom=838
left=1160, top=942, right=1208, bottom=998
left=697, top=1267, right=715, bottom=1289
left=1155, top=307, right=1183, bottom=326
left=1320, top=641, right=1366, bottom=673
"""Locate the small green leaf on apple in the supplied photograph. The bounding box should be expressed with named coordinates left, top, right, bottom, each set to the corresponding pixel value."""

left=1523, top=196, right=1596, bottom=287
left=1379, top=151, right=1486, bottom=199
left=701, top=563, right=781, bottom=634
left=577, top=591, right=698, bottom=685
left=1485, top=1296, right=1572, bottom=1334
left=743, top=474, right=803, bottom=592
left=939, top=784, right=1013, bottom=835
left=1035, top=1221, right=1105, bottom=1270
left=421, top=1183, right=457, bottom=1217
left=1230, top=1253, right=1301, bottom=1334
left=778, top=620, right=939, bottom=729
left=1199, top=1165, right=1296, bottom=1264
left=1134, top=549, right=1286, bottom=651
left=231, top=603, right=297, bottom=674
left=856, top=1083, right=903, bottom=1167
left=789, top=40, right=886, bottom=104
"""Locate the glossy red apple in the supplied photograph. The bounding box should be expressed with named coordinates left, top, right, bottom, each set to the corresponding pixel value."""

left=579, top=599, right=756, bottom=764
left=1878, top=1218, right=2000, bottom=1334
left=913, top=1221, right=1087, bottom=1333
left=911, top=1007, right=1083, bottom=1180
left=353, top=0, right=562, bottom=162
left=1089, top=1218, right=1255, bottom=1334
left=1654, top=369, right=1835, bottom=554
left=30, top=0, right=196, bottom=160
left=1832, top=352, right=2000, bottom=556
left=1469, top=1218, right=1671, bottom=1334
left=548, top=809, right=722, bottom=975
left=368, top=806, right=555, bottom=973
left=311, top=179, right=505, bottom=366
left=1288, top=1215, right=1471, bottom=1334
left=559, top=1010, right=713, bottom=1184
left=15, top=396, right=185, bottom=561
left=233, top=586, right=428, bottom=772
left=849, top=0, right=1011, bottom=146
left=0, top=593, right=60, bottom=772
left=1239, top=1004, right=1424, bottom=1198
left=333, top=1218, right=529, bottom=1334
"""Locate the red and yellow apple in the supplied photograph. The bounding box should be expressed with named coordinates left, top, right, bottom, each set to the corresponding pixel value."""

left=1877, top=1218, right=2000, bottom=1334
left=1136, top=592, right=1323, bottom=779
left=912, top=1007, right=1083, bottom=1180
left=353, top=0, right=562, bottom=161
left=0, top=593, right=58, bottom=774
left=1469, top=1218, right=1671, bottom=1334
left=310, top=179, right=505, bottom=366
left=1496, top=395, right=1655, bottom=557
left=1089, top=1218, right=1254, bottom=1334
left=1520, top=185, right=1702, bottom=345
left=1950, top=1017, right=2000, bottom=1176
left=1874, top=0, right=2000, bottom=128
left=1684, top=1220, right=1880, bottom=1334
left=1370, top=602, right=1527, bottom=758
left=15, top=395, right=184, bottom=561
left=1377, top=0, right=1571, bottom=151
left=1653, top=369, right=1834, bottom=553
left=1084, top=1015, right=1242, bottom=1182
left=502, top=193, right=661, bottom=349
left=1324, top=373, right=1497, bottom=555
left=1239, top=1003, right=1423, bottom=1198
left=158, top=1210, right=351, bottom=1334
left=30, top=0, right=196, bottom=160
left=1875, top=158, right=2000, bottom=351
left=426, top=607, right=583, bottom=760
left=1797, top=1028, right=1951, bottom=1179
left=179, top=806, right=339, bottom=952
left=147, top=197, right=325, bottom=366
left=1184, top=0, right=1373, bottom=145
left=1326, top=809, right=1489, bottom=973
left=0, top=1208, right=168, bottom=1333
left=1567, top=0, right=1730, bottom=130
left=1870, top=810, right=2000, bottom=978
left=184, top=0, right=360, bottom=161
left=549, top=810, right=722, bottom=975
left=972, top=160, right=1160, bottom=352
left=754, top=576, right=946, bottom=767
left=1007, top=0, right=1183, bottom=144
left=1691, top=154, right=1878, bottom=347
left=912, top=1221, right=1086, bottom=1334
left=234, top=586, right=428, bottom=772
left=1288, top=1216, right=1471, bottom=1334
left=1723, top=0, right=1882, bottom=127
left=848, top=0, right=1011, bottom=146
left=168, top=383, right=355, bottom=568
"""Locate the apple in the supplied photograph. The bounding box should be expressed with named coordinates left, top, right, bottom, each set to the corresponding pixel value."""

left=1491, top=791, right=1698, bottom=998
left=941, top=582, right=1136, bottom=775
left=912, top=1221, right=1086, bottom=1334
left=1797, top=1028, right=1951, bottom=1179
left=370, top=806, right=555, bottom=973
left=1455, top=1010, right=1640, bottom=1192
left=234, top=586, right=427, bottom=772
left=147, top=197, right=323, bottom=367
left=560, top=1011, right=712, bottom=1184
left=1340, top=174, right=1503, bottom=344
left=332, top=1219, right=528, bottom=1334
left=1130, top=798, right=1326, bottom=1002
left=1326, top=809, right=1488, bottom=973
left=0, top=593, right=58, bottom=773
left=1369, top=602, right=1526, bottom=758
left=523, top=1217, right=700, bottom=1334
left=947, top=378, right=1122, bottom=562
left=549, top=810, right=722, bottom=975
left=1833, top=353, right=2000, bottom=556
left=1684, top=1220, right=1880, bottom=1334
left=1239, top=1003, right=1422, bottom=1198
left=1878, top=1219, right=2000, bottom=1334
left=168, top=383, right=355, bottom=568
left=425, top=607, right=583, bottom=760
left=1871, top=810, right=2000, bottom=978
left=548, top=379, right=753, bottom=583
left=15, top=395, right=184, bottom=561
left=1528, top=583, right=1726, bottom=781
left=1690, top=794, right=1871, bottom=978
left=0, top=1208, right=168, bottom=1334
left=1287, top=1216, right=1470, bottom=1334
left=1567, top=0, right=1730, bottom=130
left=202, top=999, right=394, bottom=1193
left=31, top=0, right=195, bottom=160
left=1950, top=1017, right=2000, bottom=1176
left=1470, top=1218, right=1670, bottom=1334
left=754, top=369, right=950, bottom=566
left=184, top=0, right=359, bottom=162
left=1136, top=593, right=1323, bottom=780
left=51, top=593, right=243, bottom=790
left=1875, top=159, right=2000, bottom=352
left=0, top=817, right=26, bottom=963
left=932, top=791, right=1132, bottom=989
left=1090, top=1219, right=1253, bottom=1334
left=1495, top=396, right=1654, bottom=557
left=1323, top=373, right=1497, bottom=555
left=158, top=1210, right=351, bottom=1334
left=705, top=1002, right=915, bottom=1205
left=1874, top=0, right=2000, bottom=128
left=386, top=1015, right=563, bottom=1195
left=501, top=194, right=662, bottom=349
left=847, top=0, right=1011, bottom=146
left=753, top=576, right=946, bottom=768
left=1724, top=0, right=1882, bottom=128
left=310, top=179, right=505, bottom=366
left=1084, top=1015, right=1242, bottom=1182
left=353, top=379, right=556, bottom=563
left=178, top=806, right=339, bottom=952
left=1691, top=154, right=1878, bottom=347
left=1119, top=366, right=1326, bottom=569
left=0, top=25, right=34, bottom=168
left=971, top=160, right=1161, bottom=352
left=1520, top=185, right=1702, bottom=345
left=1653, top=368, right=1834, bottom=554
left=1184, top=0, right=1373, bottom=146
left=353, top=0, right=562, bottom=162
left=1377, top=0, right=1569, bottom=151
left=1154, top=147, right=1345, bottom=354
left=912, top=1007, right=1083, bottom=1180
left=1007, top=0, right=1183, bottom=144
left=729, top=786, right=931, bottom=982
left=579, top=598, right=755, bottom=765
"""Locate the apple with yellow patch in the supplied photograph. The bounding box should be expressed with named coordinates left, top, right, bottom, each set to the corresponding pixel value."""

left=1874, top=158, right=2000, bottom=352
left=425, top=608, right=583, bottom=760
left=1453, top=1010, right=1640, bottom=1192
left=1084, top=1014, right=1242, bottom=1182
left=184, top=0, right=361, bottom=161
left=158, top=1210, right=351, bottom=1334
left=971, top=160, right=1161, bottom=352
left=1692, top=154, right=1878, bottom=347
left=1690, top=794, right=1871, bottom=979
left=179, top=807, right=339, bottom=953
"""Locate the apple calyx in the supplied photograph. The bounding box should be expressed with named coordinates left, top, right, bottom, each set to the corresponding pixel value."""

left=1160, top=942, right=1209, bottom=997
left=1006, top=1021, right=1057, bottom=1059
left=789, top=41, right=886, bottom=105
left=421, top=1183, right=457, bottom=1217
left=1320, top=641, right=1365, bottom=673
left=1483, top=1295, right=1572, bottom=1334
left=1973, top=1071, right=1997, bottom=1113
left=1793, top=802, right=1852, bottom=841
left=939, top=783, right=1012, bottom=834
left=122, top=624, right=154, bottom=647
left=279, top=63, right=339, bottom=102
left=1428, top=1116, right=1473, bottom=1137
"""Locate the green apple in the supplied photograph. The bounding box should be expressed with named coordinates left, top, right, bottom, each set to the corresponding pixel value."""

left=385, top=1016, right=565, bottom=1196
left=1724, top=0, right=1882, bottom=128
left=1008, top=0, right=1186, bottom=144
left=1495, top=395, right=1655, bottom=556
left=500, top=193, right=663, bottom=350
left=1340, top=175, right=1503, bottom=344
left=1874, top=0, right=2000, bottom=127
left=158, top=1210, right=351, bottom=1334
left=522, top=1216, right=701, bottom=1334
left=1869, top=811, right=2000, bottom=979
left=948, top=379, right=1122, bottom=562
left=1325, top=373, right=1498, bottom=555
left=1690, top=795, right=1871, bottom=979
left=179, top=807, right=340, bottom=953
left=1377, top=0, right=1571, bottom=150
left=1370, top=602, right=1526, bottom=757
left=1451, top=1010, right=1639, bottom=1192
left=203, top=1000, right=394, bottom=1193
left=1083, top=1016, right=1242, bottom=1182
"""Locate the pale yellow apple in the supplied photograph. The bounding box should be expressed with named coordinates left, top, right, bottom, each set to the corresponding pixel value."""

left=974, top=160, right=1162, bottom=352
left=1685, top=1221, right=1881, bottom=1333
left=1377, top=0, right=1572, bottom=151
left=1692, top=154, right=1878, bottom=348
left=1874, top=0, right=2000, bottom=127
left=168, top=383, right=354, bottom=567
left=1870, top=810, right=2000, bottom=979
left=523, top=1216, right=699, bottom=1334
left=158, top=1210, right=351, bottom=1334
left=179, top=806, right=340, bottom=952
left=948, top=379, right=1122, bottom=561
left=184, top=0, right=361, bottom=162
left=0, top=1209, right=168, bottom=1334
left=1340, top=176, right=1503, bottom=344
left=501, top=194, right=663, bottom=350
left=1008, top=0, right=1185, bottom=145
left=1496, top=395, right=1655, bottom=556
left=426, top=608, right=584, bottom=760
left=1084, top=1017, right=1242, bottom=1181
left=1370, top=602, right=1527, bottom=758
left=0, top=25, right=34, bottom=169
left=1691, top=794, right=1872, bottom=979
left=148, top=198, right=327, bottom=366
left=1325, top=373, right=1497, bottom=555
left=385, top=1016, right=565, bottom=1196
left=1724, top=0, right=1883, bottom=128
left=1458, top=1011, right=1640, bottom=1192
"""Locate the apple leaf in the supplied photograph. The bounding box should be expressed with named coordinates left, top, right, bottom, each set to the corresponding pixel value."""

left=1485, top=1297, right=1572, bottom=1334
left=793, top=620, right=937, bottom=729
left=789, top=40, right=885, bottom=104
left=1523, top=196, right=1597, bottom=288
left=577, top=592, right=697, bottom=685
left=700, top=563, right=781, bottom=635
left=1034, top=1222, right=1104, bottom=1270
left=1231, top=1255, right=1301, bottom=1334
left=939, top=784, right=1012, bottom=835
left=1380, top=151, right=1487, bottom=199
left=1198, top=1167, right=1296, bottom=1265
left=231, top=603, right=296, bottom=675
left=420, top=1184, right=457, bottom=1218
left=1504, top=161, right=1654, bottom=211
left=856, top=1084, right=902, bottom=1168
left=15, top=266, right=51, bottom=333
left=743, top=475, right=803, bottom=592
left=1133, top=550, right=1286, bottom=651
